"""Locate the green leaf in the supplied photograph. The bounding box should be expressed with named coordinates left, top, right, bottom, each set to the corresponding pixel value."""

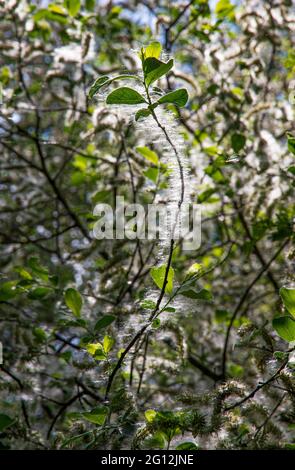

left=231, top=133, right=246, bottom=152
left=49, top=275, right=59, bottom=287
left=144, top=57, right=163, bottom=75
left=176, top=442, right=198, bottom=450
left=145, top=58, right=174, bottom=86
left=0, top=414, right=14, bottom=432
left=150, top=265, right=174, bottom=294
left=280, top=287, right=295, bottom=317
left=228, top=362, right=244, bottom=378
left=136, top=146, right=159, bottom=165
left=103, top=335, right=115, bottom=353
left=180, top=288, right=213, bottom=301
left=64, top=0, right=80, bottom=17
left=33, top=327, right=47, bottom=343
left=85, top=0, right=95, bottom=10
left=287, top=133, right=295, bottom=156
left=81, top=406, right=108, bottom=425
left=14, top=267, right=33, bottom=280
left=94, top=315, right=115, bottom=331
left=186, top=263, right=203, bottom=277
left=86, top=342, right=102, bottom=355
left=86, top=342, right=106, bottom=359
left=152, top=86, right=164, bottom=95
left=60, top=351, right=72, bottom=363
left=27, top=257, right=49, bottom=281
left=285, top=443, right=295, bottom=450
left=197, top=188, right=216, bottom=203
left=106, top=87, right=146, bottom=105
left=140, top=299, right=156, bottom=310
left=157, top=88, right=188, bottom=107
left=273, top=351, right=288, bottom=361
left=70, top=171, right=85, bottom=186
left=89, top=75, right=142, bottom=99
left=135, top=108, right=151, bottom=121
left=272, top=315, right=295, bottom=342
left=0, top=281, right=19, bottom=301
left=215, top=309, right=229, bottom=323
left=92, top=190, right=110, bottom=204
left=34, top=6, right=68, bottom=24
left=17, top=279, right=34, bottom=289
left=28, top=287, right=52, bottom=300
left=152, top=318, right=161, bottom=329
left=215, top=0, right=235, bottom=19
left=144, top=431, right=166, bottom=449
left=143, top=167, right=159, bottom=183
left=144, top=41, right=162, bottom=59
left=88, top=76, right=109, bottom=98
left=64, top=288, right=83, bottom=317
left=163, top=306, right=175, bottom=312
left=145, top=409, right=157, bottom=423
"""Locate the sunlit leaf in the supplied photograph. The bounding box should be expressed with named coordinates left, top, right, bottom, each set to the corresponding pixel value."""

left=186, top=263, right=203, bottom=277
left=136, top=146, right=159, bottom=165
left=150, top=265, right=174, bottom=294
left=215, top=0, right=235, bottom=19
left=228, top=362, right=244, bottom=378
left=34, top=6, right=68, bottom=24
left=144, top=41, right=162, bottom=59
left=103, top=335, right=115, bottom=353
left=64, top=288, right=83, bottom=317
left=145, top=409, right=157, bottom=422
left=14, top=267, right=33, bottom=280
left=64, top=0, right=81, bottom=17
left=86, top=342, right=106, bottom=359
left=143, top=167, right=159, bottom=183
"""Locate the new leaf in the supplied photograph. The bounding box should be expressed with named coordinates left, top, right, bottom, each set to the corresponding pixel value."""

left=144, top=42, right=162, bottom=59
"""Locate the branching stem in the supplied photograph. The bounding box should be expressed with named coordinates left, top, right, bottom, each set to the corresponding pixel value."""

left=104, top=78, right=185, bottom=399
